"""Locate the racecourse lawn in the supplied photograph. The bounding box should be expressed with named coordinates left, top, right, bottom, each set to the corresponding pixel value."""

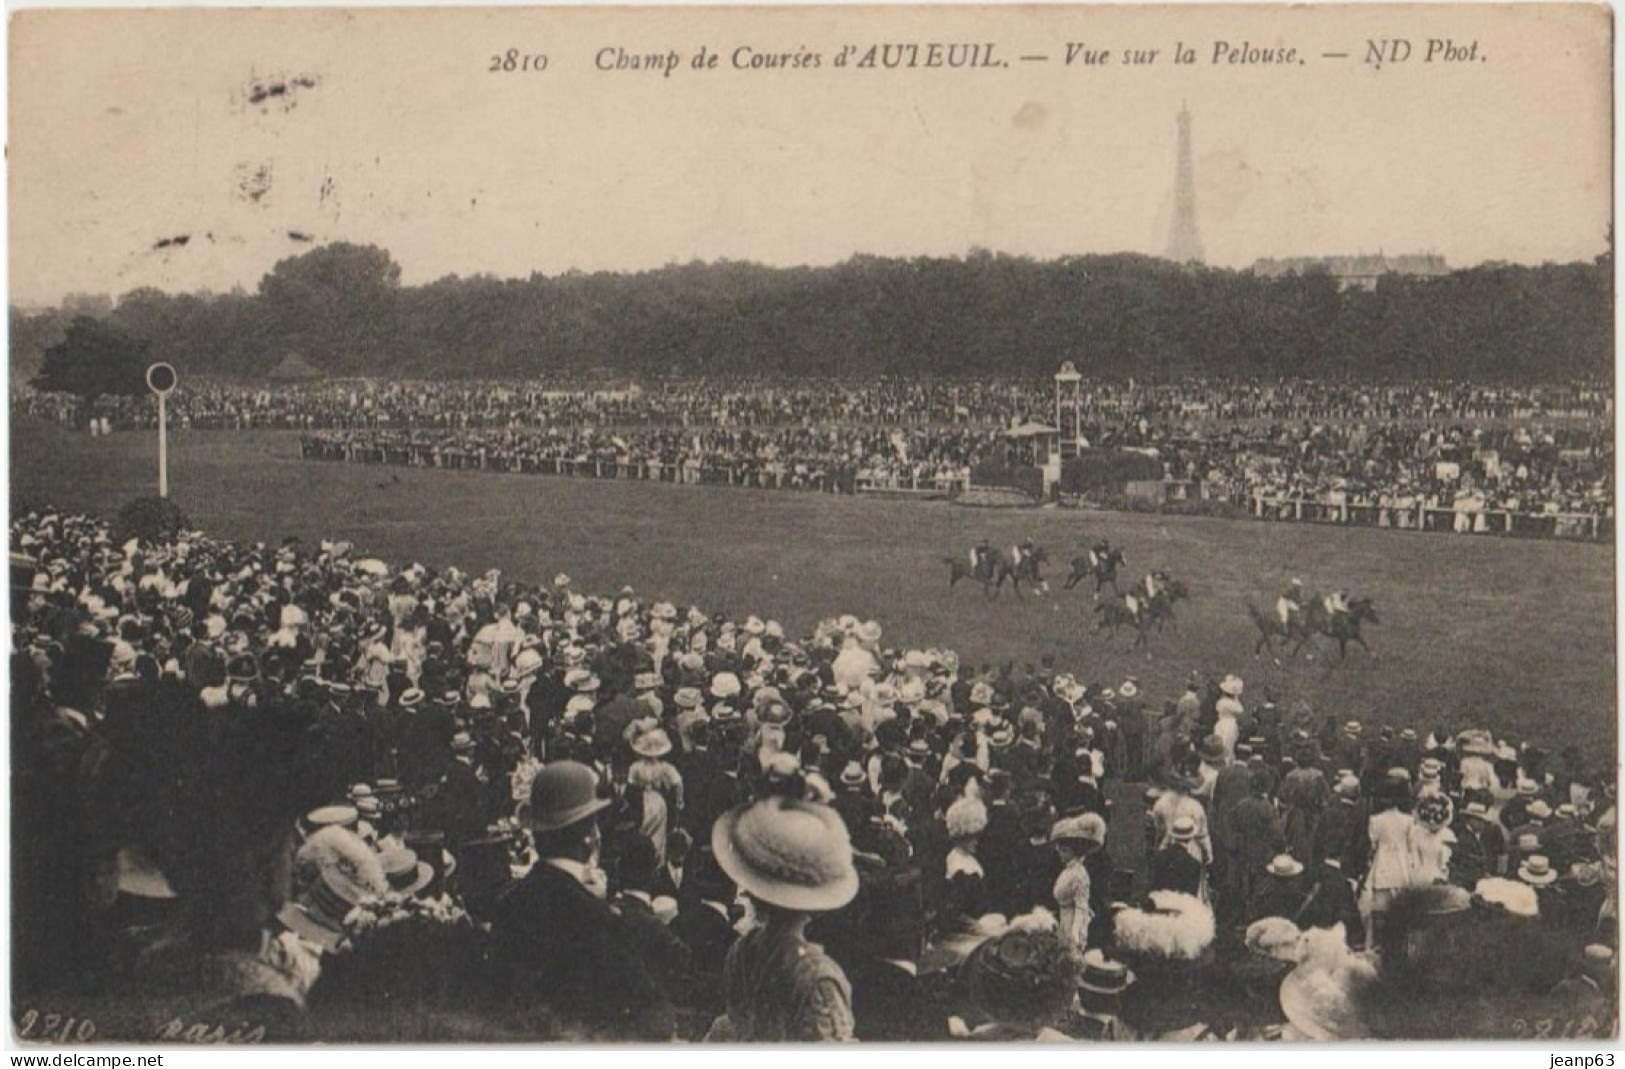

left=11, top=419, right=1618, bottom=761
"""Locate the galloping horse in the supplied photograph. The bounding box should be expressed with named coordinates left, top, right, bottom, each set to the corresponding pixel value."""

left=945, top=545, right=1051, bottom=598
left=1142, top=579, right=1190, bottom=633
left=1064, top=547, right=1127, bottom=597
left=1296, top=597, right=1380, bottom=660
left=1093, top=598, right=1145, bottom=644
left=1247, top=599, right=1316, bottom=659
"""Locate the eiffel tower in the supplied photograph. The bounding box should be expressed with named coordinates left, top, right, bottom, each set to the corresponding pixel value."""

left=1166, top=104, right=1205, bottom=264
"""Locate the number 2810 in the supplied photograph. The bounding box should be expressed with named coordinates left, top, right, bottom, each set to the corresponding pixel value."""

left=490, top=49, right=548, bottom=72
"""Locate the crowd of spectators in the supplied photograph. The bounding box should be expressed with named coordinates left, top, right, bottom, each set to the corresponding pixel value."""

left=14, top=375, right=1613, bottom=521
left=12, top=508, right=1617, bottom=1043
left=16, top=377, right=1612, bottom=434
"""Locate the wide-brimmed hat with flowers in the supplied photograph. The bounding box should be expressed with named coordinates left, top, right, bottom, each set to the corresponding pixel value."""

left=712, top=795, right=858, bottom=912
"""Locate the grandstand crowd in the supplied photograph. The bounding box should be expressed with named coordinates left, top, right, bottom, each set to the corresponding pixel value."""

left=11, top=507, right=1617, bottom=1043
left=19, top=376, right=1609, bottom=528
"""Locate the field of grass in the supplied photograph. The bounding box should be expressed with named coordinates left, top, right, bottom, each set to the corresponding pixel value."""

left=12, top=418, right=1617, bottom=756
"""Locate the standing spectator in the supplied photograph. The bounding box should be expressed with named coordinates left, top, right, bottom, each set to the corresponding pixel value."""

left=491, top=761, right=675, bottom=1040
left=709, top=794, right=859, bottom=1042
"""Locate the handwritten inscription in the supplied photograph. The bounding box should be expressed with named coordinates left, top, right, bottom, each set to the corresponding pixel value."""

left=16, top=1009, right=97, bottom=1044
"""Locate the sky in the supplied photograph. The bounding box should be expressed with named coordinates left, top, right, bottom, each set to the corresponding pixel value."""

left=7, top=4, right=1613, bottom=306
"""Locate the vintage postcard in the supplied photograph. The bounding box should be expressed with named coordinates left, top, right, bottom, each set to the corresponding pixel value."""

left=7, top=3, right=1615, bottom=1046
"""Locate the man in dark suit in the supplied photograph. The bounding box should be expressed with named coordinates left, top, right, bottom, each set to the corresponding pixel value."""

left=490, top=761, right=675, bottom=1041
left=847, top=881, right=946, bottom=1041
left=609, top=833, right=692, bottom=992
left=668, top=852, right=738, bottom=1025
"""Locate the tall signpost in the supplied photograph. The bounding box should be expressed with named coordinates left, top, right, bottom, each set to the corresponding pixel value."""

left=146, top=362, right=177, bottom=498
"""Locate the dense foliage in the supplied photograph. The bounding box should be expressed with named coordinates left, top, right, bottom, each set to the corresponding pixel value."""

left=29, top=316, right=153, bottom=400
left=12, top=242, right=1613, bottom=383
left=113, top=495, right=189, bottom=545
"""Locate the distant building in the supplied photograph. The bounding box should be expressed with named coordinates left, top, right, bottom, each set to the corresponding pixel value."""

left=1250, top=253, right=1450, bottom=291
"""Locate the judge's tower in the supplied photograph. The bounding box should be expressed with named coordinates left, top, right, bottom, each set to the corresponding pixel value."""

left=1166, top=104, right=1205, bottom=265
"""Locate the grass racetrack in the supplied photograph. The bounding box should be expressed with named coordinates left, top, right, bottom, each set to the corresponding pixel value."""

left=12, top=419, right=1617, bottom=757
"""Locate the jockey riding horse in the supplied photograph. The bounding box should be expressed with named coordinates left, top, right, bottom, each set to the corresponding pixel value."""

left=1064, top=540, right=1126, bottom=597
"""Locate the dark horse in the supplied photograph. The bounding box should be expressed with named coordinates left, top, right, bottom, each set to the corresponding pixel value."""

left=945, top=546, right=1051, bottom=597
left=1247, top=600, right=1316, bottom=660
left=1142, top=579, right=1190, bottom=633
left=1298, top=598, right=1380, bottom=660
left=1094, top=597, right=1150, bottom=646
left=1064, top=548, right=1126, bottom=598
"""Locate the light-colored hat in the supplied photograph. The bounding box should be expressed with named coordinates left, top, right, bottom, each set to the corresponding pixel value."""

left=1344, top=721, right=1363, bottom=737
left=1118, top=679, right=1139, bottom=699
left=946, top=797, right=989, bottom=839
left=280, top=826, right=389, bottom=951
left=379, top=845, right=434, bottom=897
left=839, top=761, right=866, bottom=788
left=565, top=694, right=596, bottom=715
left=1246, top=917, right=1305, bottom=963
left=564, top=668, right=601, bottom=693
left=1051, top=812, right=1108, bottom=846
left=1477, top=876, right=1540, bottom=915
left=634, top=671, right=661, bottom=691
left=305, top=805, right=359, bottom=832
left=513, top=649, right=545, bottom=679
left=712, top=796, right=859, bottom=912
left=1078, top=949, right=1136, bottom=995
left=1279, top=958, right=1371, bottom=1040
left=710, top=672, right=742, bottom=699
left=673, top=686, right=703, bottom=709
left=1266, top=854, right=1305, bottom=878
left=1517, top=855, right=1558, bottom=886
left=1526, top=800, right=1553, bottom=820
left=1219, top=675, right=1244, bottom=698
left=631, top=727, right=673, bottom=759
left=1170, top=816, right=1200, bottom=842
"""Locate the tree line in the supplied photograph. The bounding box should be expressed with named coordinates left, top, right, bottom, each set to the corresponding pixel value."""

left=17, top=242, right=1613, bottom=396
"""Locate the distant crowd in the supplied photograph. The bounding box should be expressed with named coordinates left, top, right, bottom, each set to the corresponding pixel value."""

left=12, top=507, right=1616, bottom=1043
left=15, top=375, right=1613, bottom=524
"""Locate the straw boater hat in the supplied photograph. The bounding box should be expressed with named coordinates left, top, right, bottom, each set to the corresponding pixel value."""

left=1118, top=679, right=1139, bottom=699
left=1219, top=675, right=1244, bottom=698
left=303, top=805, right=360, bottom=836
left=378, top=844, right=434, bottom=897
left=673, top=687, right=703, bottom=710
left=1344, top=721, right=1363, bottom=738
left=839, top=761, right=867, bottom=788
left=1517, top=854, right=1558, bottom=887
left=1266, top=854, right=1305, bottom=878
left=712, top=795, right=859, bottom=912
left=1078, top=948, right=1136, bottom=995
left=1169, top=816, right=1200, bottom=842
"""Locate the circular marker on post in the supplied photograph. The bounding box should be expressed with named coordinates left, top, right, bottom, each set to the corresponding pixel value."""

left=146, top=362, right=178, bottom=395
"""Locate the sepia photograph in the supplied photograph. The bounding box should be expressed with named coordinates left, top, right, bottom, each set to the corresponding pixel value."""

left=6, top=2, right=1617, bottom=1045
